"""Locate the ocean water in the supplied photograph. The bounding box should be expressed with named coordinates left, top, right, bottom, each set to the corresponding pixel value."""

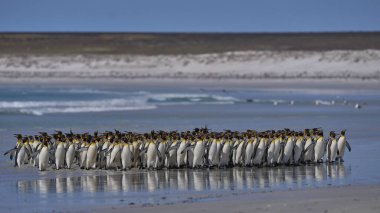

left=0, top=84, right=379, bottom=212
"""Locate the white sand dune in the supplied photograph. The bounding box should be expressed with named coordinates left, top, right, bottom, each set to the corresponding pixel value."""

left=0, top=50, right=379, bottom=80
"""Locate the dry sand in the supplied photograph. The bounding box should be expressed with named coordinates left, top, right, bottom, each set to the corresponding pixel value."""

left=86, top=185, right=380, bottom=213
left=0, top=50, right=379, bottom=82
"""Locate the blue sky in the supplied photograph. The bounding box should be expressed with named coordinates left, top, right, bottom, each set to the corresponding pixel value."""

left=0, top=0, right=379, bottom=32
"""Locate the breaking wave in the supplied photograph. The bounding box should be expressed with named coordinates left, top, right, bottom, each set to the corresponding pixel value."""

left=0, top=98, right=155, bottom=116
left=0, top=91, right=241, bottom=116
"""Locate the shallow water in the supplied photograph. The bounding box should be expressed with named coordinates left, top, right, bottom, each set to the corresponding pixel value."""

left=0, top=85, right=379, bottom=212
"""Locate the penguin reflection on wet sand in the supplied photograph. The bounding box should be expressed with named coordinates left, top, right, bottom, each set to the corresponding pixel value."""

left=16, top=165, right=349, bottom=194
left=4, top=127, right=352, bottom=171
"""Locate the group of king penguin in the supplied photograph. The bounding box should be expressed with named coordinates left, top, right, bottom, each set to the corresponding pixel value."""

left=4, top=127, right=351, bottom=171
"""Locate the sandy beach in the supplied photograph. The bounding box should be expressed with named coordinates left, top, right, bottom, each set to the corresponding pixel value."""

left=0, top=50, right=379, bottom=82
left=1, top=33, right=379, bottom=213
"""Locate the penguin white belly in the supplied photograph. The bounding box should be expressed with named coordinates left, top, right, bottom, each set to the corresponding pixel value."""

left=177, top=142, right=186, bottom=167
left=17, top=145, right=26, bottom=168
left=157, top=143, right=166, bottom=167
left=337, top=137, right=346, bottom=159
left=314, top=138, right=325, bottom=162
left=80, top=145, right=88, bottom=168
left=66, top=144, right=75, bottom=169
left=329, top=140, right=338, bottom=162
left=219, top=142, right=231, bottom=167
left=244, top=142, right=253, bottom=166
left=187, top=148, right=194, bottom=168
left=34, top=151, right=40, bottom=167
left=106, top=144, right=113, bottom=168
left=33, top=142, right=41, bottom=166
left=232, top=141, right=238, bottom=165
left=55, top=143, right=65, bottom=170
left=39, top=147, right=49, bottom=171
left=274, top=139, right=282, bottom=164
left=121, top=145, right=132, bottom=170
left=208, top=141, right=217, bottom=166
left=304, top=139, right=313, bottom=161
left=252, top=140, right=265, bottom=165
left=193, top=141, right=205, bottom=168
left=86, top=144, right=97, bottom=169
left=267, top=142, right=276, bottom=165
left=132, top=142, right=140, bottom=165
left=215, top=142, right=222, bottom=164
left=110, top=144, right=121, bottom=168
left=167, top=147, right=177, bottom=168
left=283, top=139, right=294, bottom=164
left=293, top=140, right=303, bottom=163
left=147, top=143, right=157, bottom=169
left=99, top=142, right=109, bottom=168
left=235, top=142, right=244, bottom=165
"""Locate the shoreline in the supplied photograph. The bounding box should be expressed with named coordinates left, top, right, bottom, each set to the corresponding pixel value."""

left=1, top=78, right=380, bottom=91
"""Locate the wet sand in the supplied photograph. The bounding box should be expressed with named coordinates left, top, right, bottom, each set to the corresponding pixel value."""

left=93, top=185, right=380, bottom=213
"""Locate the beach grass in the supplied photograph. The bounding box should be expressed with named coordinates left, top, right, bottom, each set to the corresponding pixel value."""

left=0, top=32, right=380, bottom=55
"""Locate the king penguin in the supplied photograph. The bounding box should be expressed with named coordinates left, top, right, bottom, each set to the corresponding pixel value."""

left=327, top=131, right=338, bottom=163
left=38, top=141, right=50, bottom=171
left=54, top=136, right=66, bottom=170
left=193, top=136, right=205, bottom=168
left=314, top=132, right=325, bottom=163
left=85, top=138, right=98, bottom=170
left=336, top=130, right=351, bottom=162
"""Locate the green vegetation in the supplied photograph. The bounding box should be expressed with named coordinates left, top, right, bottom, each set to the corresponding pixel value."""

left=0, top=32, right=379, bottom=55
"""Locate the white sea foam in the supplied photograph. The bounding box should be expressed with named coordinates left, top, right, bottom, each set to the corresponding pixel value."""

left=58, top=88, right=116, bottom=94
left=146, top=93, right=240, bottom=103
left=19, top=105, right=156, bottom=116
left=0, top=98, right=155, bottom=115
left=0, top=92, right=242, bottom=115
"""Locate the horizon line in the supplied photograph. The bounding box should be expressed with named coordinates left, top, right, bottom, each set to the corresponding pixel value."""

left=1, top=30, right=380, bottom=35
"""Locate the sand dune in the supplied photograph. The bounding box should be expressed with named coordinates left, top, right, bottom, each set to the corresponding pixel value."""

left=0, top=50, right=379, bottom=81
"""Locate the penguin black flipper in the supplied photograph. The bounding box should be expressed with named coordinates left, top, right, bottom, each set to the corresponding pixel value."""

left=181, top=145, right=195, bottom=154
left=14, top=148, right=18, bottom=167
left=327, top=139, right=332, bottom=161
left=167, top=143, right=180, bottom=152
left=292, top=148, right=295, bottom=163
left=346, top=141, right=352, bottom=152
left=34, top=143, right=42, bottom=153
left=155, top=146, right=163, bottom=162
left=252, top=139, right=260, bottom=158
left=31, top=148, right=41, bottom=158
left=25, top=146, right=32, bottom=160
left=263, top=145, right=269, bottom=164
left=303, top=143, right=314, bottom=153
left=232, top=143, right=239, bottom=150
left=77, top=147, right=89, bottom=152
left=311, top=145, right=315, bottom=162
left=4, top=147, right=17, bottom=156
left=140, top=148, right=148, bottom=155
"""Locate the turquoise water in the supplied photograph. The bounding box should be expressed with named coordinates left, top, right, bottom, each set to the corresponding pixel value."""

left=0, top=85, right=379, bottom=212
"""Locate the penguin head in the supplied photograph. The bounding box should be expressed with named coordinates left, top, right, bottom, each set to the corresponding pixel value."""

left=341, top=129, right=346, bottom=136
left=14, top=134, right=22, bottom=140
left=21, top=137, right=28, bottom=143
left=329, top=131, right=336, bottom=138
